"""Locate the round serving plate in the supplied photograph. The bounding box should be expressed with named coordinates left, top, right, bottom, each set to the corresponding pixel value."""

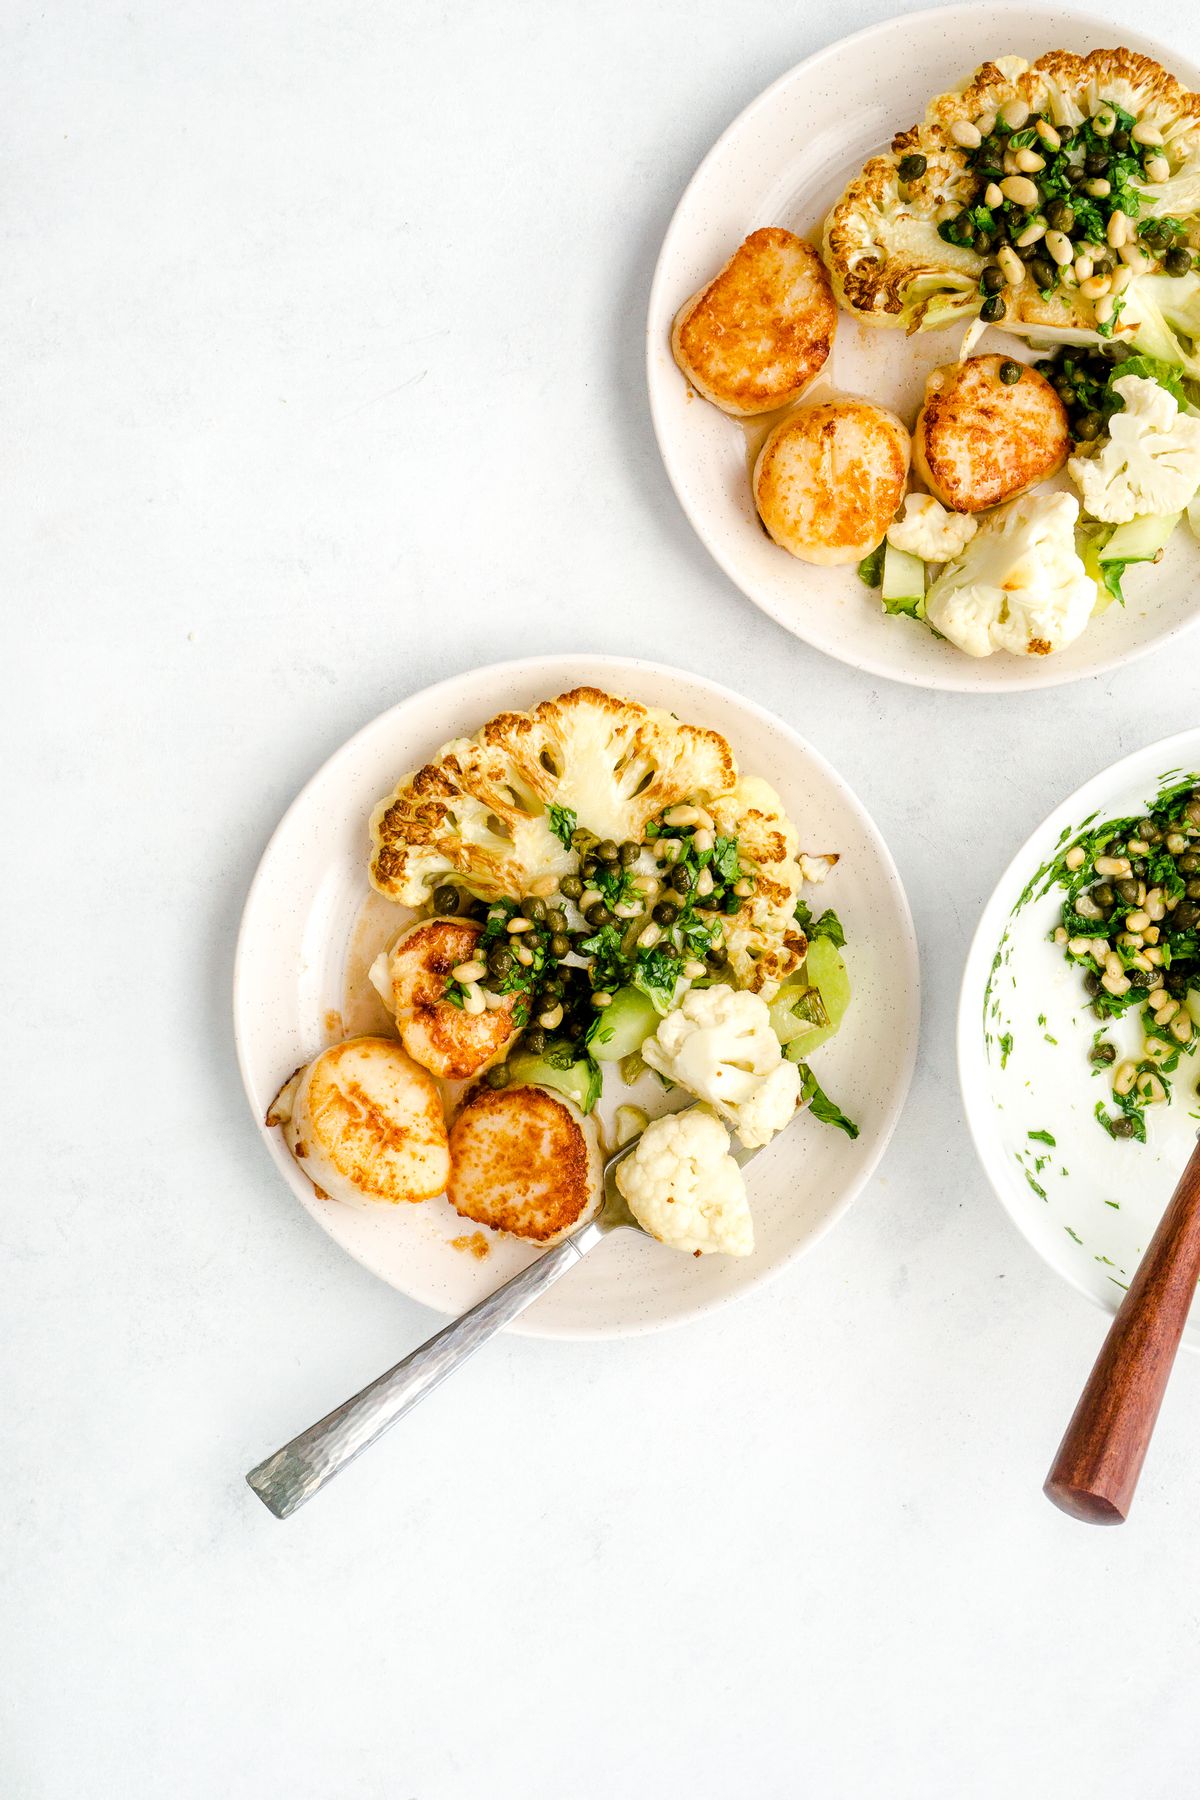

left=959, top=729, right=1200, bottom=1349
left=234, top=654, right=919, bottom=1338
left=647, top=4, right=1200, bottom=692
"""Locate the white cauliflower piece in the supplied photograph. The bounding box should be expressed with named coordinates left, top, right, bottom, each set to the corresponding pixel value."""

left=924, top=491, right=1095, bottom=659
left=886, top=493, right=977, bottom=562
left=641, top=983, right=796, bottom=1148
left=1068, top=375, right=1200, bottom=525
left=615, top=1107, right=753, bottom=1257
left=733, top=1059, right=802, bottom=1149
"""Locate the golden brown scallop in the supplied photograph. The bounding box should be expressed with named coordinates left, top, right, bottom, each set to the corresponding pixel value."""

left=753, top=399, right=910, bottom=565
left=267, top=1036, right=449, bottom=1208
left=371, top=918, right=521, bottom=1082
left=914, top=355, right=1070, bottom=513
left=671, top=228, right=837, bottom=417
left=446, top=1084, right=602, bottom=1246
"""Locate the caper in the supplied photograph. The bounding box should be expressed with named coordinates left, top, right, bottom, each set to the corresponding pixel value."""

left=1058, top=124, right=1075, bottom=146
left=1092, top=883, right=1115, bottom=910
left=539, top=977, right=563, bottom=1001
left=981, top=264, right=1006, bottom=294
left=488, top=945, right=515, bottom=978
left=998, top=359, right=1023, bottom=385
left=486, top=1062, right=511, bottom=1089
left=1091, top=252, right=1114, bottom=276
left=549, top=932, right=571, bottom=959
left=1084, top=149, right=1109, bottom=175
left=1111, top=1116, right=1137, bottom=1139
left=1108, top=340, right=1132, bottom=365
left=581, top=855, right=599, bottom=880
left=547, top=908, right=568, bottom=934
left=1187, top=796, right=1200, bottom=825
left=1187, top=881, right=1200, bottom=901
left=1083, top=970, right=1102, bottom=996
left=974, top=232, right=995, bottom=256
left=670, top=864, right=693, bottom=894
left=898, top=152, right=927, bottom=181
left=1055, top=378, right=1076, bottom=406
left=597, top=840, right=619, bottom=863
left=1167, top=970, right=1190, bottom=997
left=524, top=1026, right=546, bottom=1054
left=1166, top=247, right=1194, bottom=277
left=432, top=884, right=460, bottom=914
left=1138, top=815, right=1161, bottom=841
left=1178, top=852, right=1200, bottom=874
left=1015, top=239, right=1040, bottom=263
left=1075, top=411, right=1104, bottom=441
left=566, top=1019, right=585, bottom=1041
left=653, top=899, right=679, bottom=926
left=586, top=902, right=613, bottom=927
left=521, top=895, right=547, bottom=922
left=1175, top=901, right=1200, bottom=930
left=1030, top=256, right=1056, bottom=289
left=1090, top=1040, right=1117, bottom=1064
left=560, top=874, right=583, bottom=901
left=1116, top=877, right=1141, bottom=904
left=619, top=841, right=639, bottom=867
left=722, top=891, right=741, bottom=915
left=706, top=945, right=728, bottom=968
left=1045, top=197, right=1075, bottom=232
left=1111, top=128, right=1130, bottom=152
left=980, top=293, right=1006, bottom=323
left=954, top=210, right=977, bottom=242
left=1066, top=163, right=1087, bottom=186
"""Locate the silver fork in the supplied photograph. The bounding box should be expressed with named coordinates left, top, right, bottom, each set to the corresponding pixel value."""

left=246, top=1116, right=761, bottom=1519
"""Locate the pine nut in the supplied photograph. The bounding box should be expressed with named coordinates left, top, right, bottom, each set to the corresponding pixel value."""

left=1092, top=106, right=1116, bottom=138
left=659, top=838, right=682, bottom=863
left=1120, top=241, right=1151, bottom=271
left=1153, top=996, right=1178, bottom=1022
left=985, top=181, right=1004, bottom=208
left=976, top=111, right=997, bottom=135
left=1132, top=120, right=1163, bottom=146
left=529, top=874, right=558, bottom=898
left=1146, top=890, right=1165, bottom=921
left=1107, top=210, right=1129, bottom=248
left=1130, top=953, right=1153, bottom=974
left=695, top=869, right=714, bottom=897
left=733, top=878, right=755, bottom=898
left=692, top=828, right=715, bottom=854
left=1144, top=154, right=1170, bottom=183
left=950, top=119, right=982, bottom=148
left=1137, top=1071, right=1167, bottom=1105
left=1053, top=926, right=1069, bottom=944
left=451, top=958, right=487, bottom=983
left=1064, top=845, right=1087, bottom=871
left=1127, top=839, right=1150, bottom=855
left=1000, top=98, right=1029, bottom=130
left=633, top=874, right=659, bottom=894
left=506, top=916, right=533, bottom=934
left=637, top=923, right=662, bottom=950
left=1102, top=973, right=1131, bottom=997
left=462, top=982, right=486, bottom=1015
left=1015, top=147, right=1046, bottom=173
left=1074, top=251, right=1094, bottom=282
left=1113, top=1060, right=1138, bottom=1096
left=1035, top=118, right=1061, bottom=149
left=1000, top=175, right=1039, bottom=207
left=1095, top=296, right=1115, bottom=325
left=1109, top=267, right=1132, bottom=296
left=580, top=889, right=602, bottom=912
left=1016, top=220, right=1046, bottom=247
left=998, top=245, right=1025, bottom=286
left=591, top=990, right=612, bottom=1008
left=537, top=1002, right=564, bottom=1030
left=1084, top=178, right=1111, bottom=197
left=682, top=959, right=707, bottom=979
left=613, top=901, right=641, bottom=918
left=1144, top=1036, right=1172, bottom=1065
left=663, top=804, right=714, bottom=830
left=1116, top=932, right=1143, bottom=950
left=1003, top=150, right=1020, bottom=175
left=1172, top=1012, right=1194, bottom=1044
left=1167, top=833, right=1188, bottom=854
left=1105, top=950, right=1124, bottom=980
left=482, top=988, right=508, bottom=1010
left=1095, top=856, right=1131, bottom=876
left=514, top=943, right=533, bottom=966
left=1067, top=938, right=1092, bottom=957
left=1045, top=229, right=1073, bottom=265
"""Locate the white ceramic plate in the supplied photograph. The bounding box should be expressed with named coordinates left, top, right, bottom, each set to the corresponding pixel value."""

left=234, top=655, right=919, bottom=1339
left=959, top=730, right=1200, bottom=1348
left=647, top=4, right=1200, bottom=693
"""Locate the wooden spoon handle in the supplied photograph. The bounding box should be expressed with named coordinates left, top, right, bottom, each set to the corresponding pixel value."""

left=1045, top=1135, right=1200, bottom=1524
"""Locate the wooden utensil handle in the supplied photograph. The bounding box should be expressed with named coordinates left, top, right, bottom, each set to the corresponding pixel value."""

left=1045, top=1136, right=1200, bottom=1524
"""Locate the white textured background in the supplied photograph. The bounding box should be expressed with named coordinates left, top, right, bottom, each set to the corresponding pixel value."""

left=5, top=2, right=1200, bottom=1795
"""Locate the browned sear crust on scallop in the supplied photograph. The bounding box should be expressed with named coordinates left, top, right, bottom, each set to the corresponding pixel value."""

left=381, top=918, right=521, bottom=1081
left=914, top=356, right=1070, bottom=513
left=446, top=1085, right=600, bottom=1245
left=671, top=228, right=837, bottom=417
left=753, top=400, right=910, bottom=565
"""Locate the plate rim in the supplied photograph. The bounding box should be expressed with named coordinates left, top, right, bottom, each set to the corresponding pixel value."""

left=645, top=1, right=1200, bottom=694
left=956, top=724, right=1200, bottom=1346
left=232, top=651, right=922, bottom=1339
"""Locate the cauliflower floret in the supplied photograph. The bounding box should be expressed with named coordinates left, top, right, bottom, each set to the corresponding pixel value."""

left=733, top=1059, right=802, bottom=1149
left=924, top=491, right=1095, bottom=659
left=615, top=1107, right=753, bottom=1257
left=886, top=493, right=978, bottom=562
left=641, top=983, right=796, bottom=1148
left=1068, top=375, right=1200, bottom=524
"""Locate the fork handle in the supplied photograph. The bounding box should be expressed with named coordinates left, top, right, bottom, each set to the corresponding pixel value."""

left=1044, top=1136, right=1200, bottom=1524
left=246, top=1233, right=591, bottom=1519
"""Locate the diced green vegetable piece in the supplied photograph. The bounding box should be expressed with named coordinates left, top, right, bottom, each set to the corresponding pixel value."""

left=1099, top=511, right=1180, bottom=569
left=775, top=938, right=852, bottom=1058
left=880, top=542, right=925, bottom=618
left=588, top=985, right=660, bottom=1062
left=857, top=543, right=885, bottom=587
left=506, top=1045, right=602, bottom=1114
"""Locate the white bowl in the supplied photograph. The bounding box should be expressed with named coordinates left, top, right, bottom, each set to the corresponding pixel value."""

left=234, top=655, right=919, bottom=1339
left=958, top=730, right=1200, bottom=1348
left=646, top=3, right=1200, bottom=692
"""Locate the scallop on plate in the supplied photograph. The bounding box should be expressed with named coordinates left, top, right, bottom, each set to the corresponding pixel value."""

left=959, top=729, right=1200, bottom=1348
left=647, top=4, right=1200, bottom=691
left=234, top=656, right=919, bottom=1339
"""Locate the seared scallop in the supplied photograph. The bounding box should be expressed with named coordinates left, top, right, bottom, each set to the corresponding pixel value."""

left=446, top=1084, right=602, bottom=1246
left=914, top=355, right=1069, bottom=513
left=671, top=228, right=837, bottom=417
left=370, top=917, right=521, bottom=1081
left=753, top=399, right=910, bottom=565
left=267, top=1036, right=449, bottom=1208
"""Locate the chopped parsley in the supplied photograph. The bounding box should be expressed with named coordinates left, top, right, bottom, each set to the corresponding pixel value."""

left=998, top=1032, right=1014, bottom=1069
left=546, top=805, right=576, bottom=849
left=1028, top=1129, right=1056, bottom=1147
left=794, top=902, right=846, bottom=948
left=797, top=1064, right=859, bottom=1139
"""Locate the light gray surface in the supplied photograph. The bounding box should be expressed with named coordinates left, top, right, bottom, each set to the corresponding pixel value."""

left=4, top=2, right=1199, bottom=1795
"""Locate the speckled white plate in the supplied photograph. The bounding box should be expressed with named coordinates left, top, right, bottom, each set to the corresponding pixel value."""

left=959, top=730, right=1200, bottom=1348
left=646, top=4, right=1200, bottom=693
left=233, top=655, right=919, bottom=1339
